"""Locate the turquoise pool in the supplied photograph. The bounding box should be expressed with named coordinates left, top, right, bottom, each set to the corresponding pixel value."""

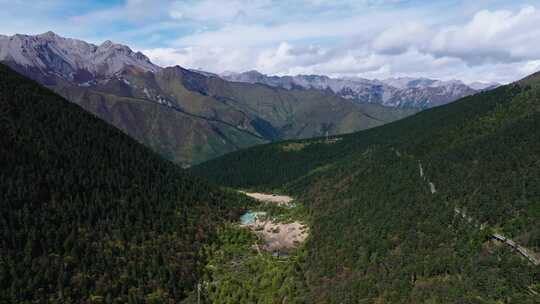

left=240, top=211, right=267, bottom=225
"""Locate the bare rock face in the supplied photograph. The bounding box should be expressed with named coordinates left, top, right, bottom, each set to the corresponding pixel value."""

left=0, top=31, right=160, bottom=82
left=222, top=71, right=498, bottom=109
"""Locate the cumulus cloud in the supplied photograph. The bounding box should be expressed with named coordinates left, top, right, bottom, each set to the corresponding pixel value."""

left=2, top=0, right=540, bottom=83
left=169, top=0, right=272, bottom=23
left=428, top=6, right=540, bottom=65
left=69, top=0, right=171, bottom=24
left=146, top=4, right=540, bottom=83
left=372, top=22, right=432, bottom=55
left=143, top=47, right=256, bottom=73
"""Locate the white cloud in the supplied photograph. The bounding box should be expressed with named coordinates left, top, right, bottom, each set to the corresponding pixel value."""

left=169, top=0, right=272, bottom=23
left=429, top=6, right=540, bottom=64
left=173, top=14, right=401, bottom=48
left=69, top=0, right=171, bottom=25
left=3, top=0, right=540, bottom=83
left=372, top=22, right=432, bottom=55
left=145, top=4, right=540, bottom=83
left=143, top=47, right=256, bottom=73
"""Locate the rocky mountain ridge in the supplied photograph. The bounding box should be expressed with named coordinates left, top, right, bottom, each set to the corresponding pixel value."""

left=0, top=31, right=160, bottom=82
left=0, top=31, right=498, bottom=110
left=222, top=70, right=500, bottom=109
left=0, top=32, right=415, bottom=166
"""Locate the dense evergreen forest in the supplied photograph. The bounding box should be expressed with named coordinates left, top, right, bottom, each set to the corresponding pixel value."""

left=193, top=73, right=540, bottom=302
left=0, top=64, right=251, bottom=303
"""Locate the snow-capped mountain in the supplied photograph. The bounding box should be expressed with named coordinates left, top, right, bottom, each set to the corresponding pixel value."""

left=223, top=71, right=393, bottom=104
left=381, top=77, right=461, bottom=89
left=0, top=31, right=160, bottom=82
left=468, top=81, right=501, bottom=91
left=222, top=71, right=498, bottom=109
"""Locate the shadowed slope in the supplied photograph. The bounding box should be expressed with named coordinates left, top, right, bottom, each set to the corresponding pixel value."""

left=0, top=63, right=250, bottom=303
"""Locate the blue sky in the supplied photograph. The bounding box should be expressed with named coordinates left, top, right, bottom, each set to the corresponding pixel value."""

left=2, top=0, right=540, bottom=83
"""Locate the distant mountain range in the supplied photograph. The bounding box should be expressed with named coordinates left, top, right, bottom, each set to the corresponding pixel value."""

left=222, top=70, right=500, bottom=109
left=0, top=32, right=418, bottom=165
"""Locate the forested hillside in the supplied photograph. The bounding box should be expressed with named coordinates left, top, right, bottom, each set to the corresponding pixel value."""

left=0, top=64, right=250, bottom=303
left=193, top=74, right=540, bottom=302
left=0, top=32, right=416, bottom=167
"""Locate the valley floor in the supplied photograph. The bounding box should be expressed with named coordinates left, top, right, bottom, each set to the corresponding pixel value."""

left=240, top=192, right=308, bottom=253
left=184, top=192, right=310, bottom=303
left=240, top=191, right=294, bottom=206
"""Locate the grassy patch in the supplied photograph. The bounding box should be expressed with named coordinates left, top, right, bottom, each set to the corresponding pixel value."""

left=282, top=142, right=309, bottom=152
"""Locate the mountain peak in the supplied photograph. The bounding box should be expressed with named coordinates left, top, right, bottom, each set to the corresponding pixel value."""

left=40, top=31, right=58, bottom=37
left=245, top=70, right=264, bottom=76
left=221, top=72, right=483, bottom=108
left=220, top=70, right=268, bottom=84
left=98, top=40, right=135, bottom=54
left=100, top=40, right=115, bottom=47
left=0, top=32, right=161, bottom=81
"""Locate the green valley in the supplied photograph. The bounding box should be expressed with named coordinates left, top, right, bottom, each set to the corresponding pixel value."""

left=50, top=66, right=416, bottom=166
left=1, top=31, right=416, bottom=167
left=3, top=2, right=540, bottom=304
left=193, top=73, right=540, bottom=303
left=183, top=193, right=311, bottom=304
